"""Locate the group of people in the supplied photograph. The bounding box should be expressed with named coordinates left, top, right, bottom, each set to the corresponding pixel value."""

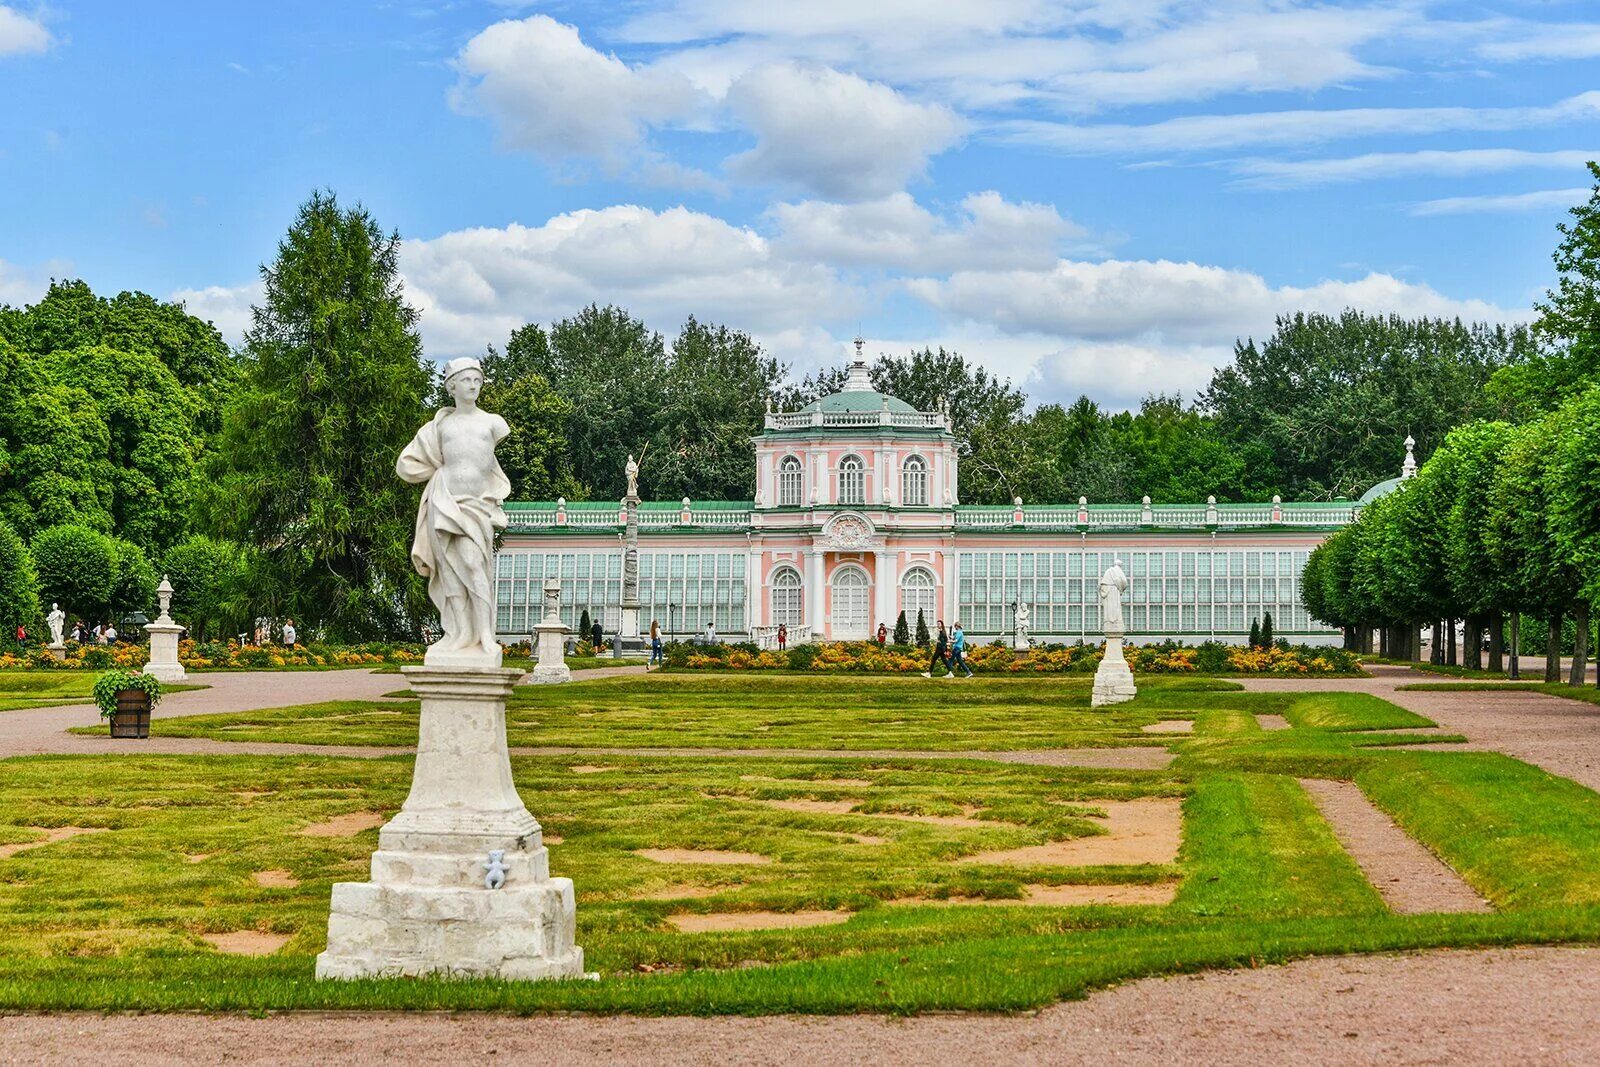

left=13, top=620, right=120, bottom=646
left=920, top=619, right=974, bottom=678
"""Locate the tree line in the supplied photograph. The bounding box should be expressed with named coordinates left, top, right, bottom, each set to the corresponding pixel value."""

left=1304, top=163, right=1600, bottom=684
left=0, top=180, right=1556, bottom=643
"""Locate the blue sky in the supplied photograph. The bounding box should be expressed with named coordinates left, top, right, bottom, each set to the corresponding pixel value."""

left=1, top=1, right=1596, bottom=407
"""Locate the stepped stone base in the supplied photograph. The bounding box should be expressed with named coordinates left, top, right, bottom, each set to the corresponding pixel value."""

left=1092, top=637, right=1138, bottom=707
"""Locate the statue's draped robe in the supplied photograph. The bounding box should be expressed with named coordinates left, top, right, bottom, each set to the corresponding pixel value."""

left=396, top=409, right=511, bottom=648
left=1099, top=566, right=1127, bottom=633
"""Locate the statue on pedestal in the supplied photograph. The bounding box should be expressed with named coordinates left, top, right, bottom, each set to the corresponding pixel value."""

left=46, top=603, right=65, bottom=647
left=318, top=357, right=583, bottom=984
left=1013, top=600, right=1030, bottom=651
left=1092, top=559, right=1136, bottom=707
left=396, top=357, right=510, bottom=666
left=625, top=453, right=640, bottom=500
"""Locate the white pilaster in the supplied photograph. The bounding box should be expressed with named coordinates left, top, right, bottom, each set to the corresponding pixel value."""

left=875, top=549, right=896, bottom=629
left=941, top=548, right=958, bottom=623
left=806, top=548, right=826, bottom=637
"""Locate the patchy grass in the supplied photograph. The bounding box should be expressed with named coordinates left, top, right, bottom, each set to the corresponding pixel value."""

left=21, top=674, right=1600, bottom=1014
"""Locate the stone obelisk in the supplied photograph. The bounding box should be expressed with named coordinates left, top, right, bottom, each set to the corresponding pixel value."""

left=615, top=453, right=646, bottom=656
left=1091, top=558, right=1137, bottom=707
left=316, top=356, right=583, bottom=982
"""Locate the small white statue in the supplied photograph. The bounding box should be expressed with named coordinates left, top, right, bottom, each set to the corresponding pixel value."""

left=1013, top=601, right=1030, bottom=649
left=625, top=453, right=640, bottom=499
left=46, top=603, right=66, bottom=646
left=1098, top=559, right=1128, bottom=638
left=397, top=357, right=511, bottom=665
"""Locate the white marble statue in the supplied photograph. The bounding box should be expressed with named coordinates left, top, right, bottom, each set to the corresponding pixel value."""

left=397, top=357, right=511, bottom=666
left=1013, top=601, right=1030, bottom=650
left=625, top=453, right=640, bottom=499
left=46, top=603, right=65, bottom=646
left=1098, top=559, right=1128, bottom=637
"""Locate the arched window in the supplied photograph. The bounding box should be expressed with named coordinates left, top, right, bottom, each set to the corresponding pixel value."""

left=772, top=567, right=803, bottom=627
left=901, top=455, right=928, bottom=507
left=902, top=568, right=936, bottom=630
left=838, top=455, right=865, bottom=505
left=831, top=566, right=870, bottom=639
left=778, top=455, right=803, bottom=507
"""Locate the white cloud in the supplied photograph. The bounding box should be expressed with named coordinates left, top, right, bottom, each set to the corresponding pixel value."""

left=622, top=0, right=1412, bottom=113
left=999, top=92, right=1600, bottom=154
left=769, top=191, right=1088, bottom=271
left=1477, top=23, right=1600, bottom=62
left=0, top=5, right=51, bottom=56
left=399, top=204, right=859, bottom=356
left=1410, top=188, right=1592, bottom=217
left=908, top=258, right=1515, bottom=345
left=1024, top=339, right=1229, bottom=409
left=451, top=15, right=704, bottom=165
left=0, top=258, right=58, bottom=307
left=168, top=281, right=261, bottom=344
left=1231, top=148, right=1600, bottom=189
left=724, top=63, right=964, bottom=200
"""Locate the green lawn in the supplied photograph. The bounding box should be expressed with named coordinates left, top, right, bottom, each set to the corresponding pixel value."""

left=15, top=671, right=1600, bottom=1014
left=126, top=675, right=1446, bottom=754
left=0, top=672, right=204, bottom=712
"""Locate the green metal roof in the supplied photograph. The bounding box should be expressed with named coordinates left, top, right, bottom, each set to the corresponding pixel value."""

left=1357, top=477, right=1402, bottom=504
left=797, top=390, right=919, bottom=414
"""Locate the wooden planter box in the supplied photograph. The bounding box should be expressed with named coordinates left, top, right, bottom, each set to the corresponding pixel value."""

left=109, top=689, right=151, bottom=739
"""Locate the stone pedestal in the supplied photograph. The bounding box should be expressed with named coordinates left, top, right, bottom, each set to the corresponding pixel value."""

left=316, top=666, right=584, bottom=981
left=46, top=642, right=67, bottom=663
left=530, top=620, right=572, bottom=684
left=1092, top=637, right=1137, bottom=707
left=143, top=622, right=186, bottom=682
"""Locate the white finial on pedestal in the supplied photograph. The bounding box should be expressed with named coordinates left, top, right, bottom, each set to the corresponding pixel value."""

left=1401, top=434, right=1417, bottom=479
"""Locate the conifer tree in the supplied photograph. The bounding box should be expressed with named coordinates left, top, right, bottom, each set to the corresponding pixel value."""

left=914, top=609, right=930, bottom=648
left=893, top=609, right=910, bottom=646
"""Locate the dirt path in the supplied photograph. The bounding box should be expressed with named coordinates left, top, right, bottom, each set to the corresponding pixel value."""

left=1238, top=664, right=1600, bottom=792
left=5, top=945, right=1598, bottom=1065
left=1299, top=778, right=1491, bottom=914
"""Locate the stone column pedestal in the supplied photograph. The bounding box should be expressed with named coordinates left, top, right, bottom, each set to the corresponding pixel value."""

left=1091, top=637, right=1137, bottom=707
left=143, top=622, right=186, bottom=682
left=46, top=642, right=67, bottom=662
left=316, top=666, right=584, bottom=981
left=529, top=621, right=572, bottom=684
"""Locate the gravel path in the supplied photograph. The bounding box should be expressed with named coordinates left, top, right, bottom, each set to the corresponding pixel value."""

left=5, top=946, right=1599, bottom=1065
left=1299, top=778, right=1491, bottom=914
left=1239, top=665, right=1600, bottom=792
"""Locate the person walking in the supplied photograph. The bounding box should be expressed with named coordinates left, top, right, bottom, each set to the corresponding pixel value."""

left=876, top=622, right=888, bottom=646
left=922, top=620, right=949, bottom=678
left=590, top=618, right=603, bottom=651
left=949, top=622, right=973, bottom=678
left=705, top=620, right=717, bottom=644
left=777, top=622, right=787, bottom=651
left=282, top=618, right=298, bottom=647
left=14, top=623, right=25, bottom=648
left=104, top=622, right=118, bottom=645
left=649, top=619, right=663, bottom=668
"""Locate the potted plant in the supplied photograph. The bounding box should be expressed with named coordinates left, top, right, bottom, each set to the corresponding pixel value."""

left=94, top=669, right=163, bottom=739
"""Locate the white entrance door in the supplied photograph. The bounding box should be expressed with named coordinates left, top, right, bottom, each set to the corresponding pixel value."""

left=831, top=567, right=870, bottom=640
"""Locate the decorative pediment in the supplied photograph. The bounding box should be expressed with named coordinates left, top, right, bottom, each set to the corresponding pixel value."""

left=819, top=512, right=880, bottom=550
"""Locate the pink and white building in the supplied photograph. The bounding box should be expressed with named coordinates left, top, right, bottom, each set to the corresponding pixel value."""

left=496, top=358, right=1387, bottom=646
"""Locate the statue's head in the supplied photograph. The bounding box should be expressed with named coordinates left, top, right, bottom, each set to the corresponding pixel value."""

left=443, top=357, right=484, bottom=404
left=52, top=602, right=58, bottom=610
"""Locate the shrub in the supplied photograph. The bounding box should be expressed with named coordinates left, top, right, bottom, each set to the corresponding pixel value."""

left=32, top=524, right=116, bottom=623
left=0, top=520, right=40, bottom=641
left=893, top=610, right=910, bottom=646
left=579, top=609, right=592, bottom=641
left=1261, top=611, right=1275, bottom=648
left=914, top=610, right=930, bottom=648
left=1248, top=618, right=1262, bottom=648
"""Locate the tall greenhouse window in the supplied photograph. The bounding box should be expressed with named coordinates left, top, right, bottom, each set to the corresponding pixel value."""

left=778, top=455, right=804, bottom=506
left=772, top=567, right=803, bottom=626
left=902, top=567, right=936, bottom=628
left=838, top=455, right=865, bottom=505
left=900, top=455, right=928, bottom=506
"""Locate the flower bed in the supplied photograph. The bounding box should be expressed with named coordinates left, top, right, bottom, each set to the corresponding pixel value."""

left=0, top=639, right=427, bottom=671
left=664, top=639, right=1360, bottom=675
